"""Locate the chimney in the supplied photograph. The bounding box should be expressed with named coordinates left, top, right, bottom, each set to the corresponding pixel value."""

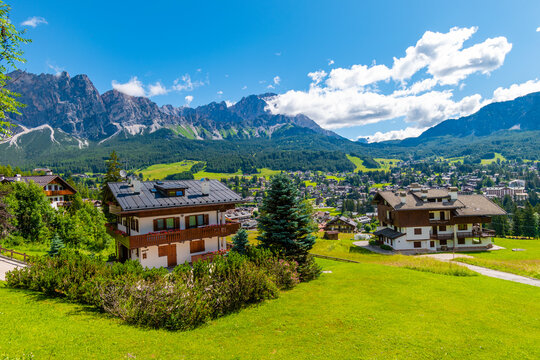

left=399, top=191, right=407, bottom=204
left=449, top=187, right=458, bottom=201
left=132, top=178, right=142, bottom=194
left=421, top=188, right=428, bottom=202
left=201, top=178, right=210, bottom=196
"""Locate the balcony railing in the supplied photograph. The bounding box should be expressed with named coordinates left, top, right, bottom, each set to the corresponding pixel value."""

left=44, top=189, right=74, bottom=196
left=430, top=229, right=496, bottom=240
left=128, top=223, right=241, bottom=249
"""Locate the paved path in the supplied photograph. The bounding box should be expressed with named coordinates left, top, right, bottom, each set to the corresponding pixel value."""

left=0, top=256, right=26, bottom=281
left=352, top=241, right=394, bottom=255
left=457, top=263, right=540, bottom=287
left=421, top=253, right=540, bottom=287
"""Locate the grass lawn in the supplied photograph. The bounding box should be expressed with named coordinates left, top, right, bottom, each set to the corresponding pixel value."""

left=480, top=152, right=506, bottom=165
left=370, top=182, right=391, bottom=189
left=137, top=160, right=200, bottom=179
left=312, top=237, right=477, bottom=277
left=138, top=160, right=281, bottom=181
left=1, top=258, right=539, bottom=359
left=346, top=155, right=401, bottom=172
left=455, top=238, right=540, bottom=279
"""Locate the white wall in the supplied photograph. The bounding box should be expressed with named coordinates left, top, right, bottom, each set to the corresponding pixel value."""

left=134, top=210, right=221, bottom=235
left=130, top=236, right=225, bottom=269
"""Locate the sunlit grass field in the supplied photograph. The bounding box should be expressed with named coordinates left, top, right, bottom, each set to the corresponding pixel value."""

left=456, top=238, right=540, bottom=279
left=1, top=257, right=539, bottom=359
left=346, top=155, right=401, bottom=172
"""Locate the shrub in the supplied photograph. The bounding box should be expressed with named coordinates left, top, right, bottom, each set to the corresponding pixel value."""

left=380, top=244, right=393, bottom=251
left=6, top=249, right=301, bottom=331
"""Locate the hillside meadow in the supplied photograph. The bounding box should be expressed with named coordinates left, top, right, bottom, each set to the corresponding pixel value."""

left=1, top=257, right=539, bottom=359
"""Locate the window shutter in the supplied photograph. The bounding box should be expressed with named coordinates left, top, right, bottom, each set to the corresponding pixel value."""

left=153, top=219, right=158, bottom=232
left=204, top=214, right=209, bottom=225
left=174, top=217, right=180, bottom=229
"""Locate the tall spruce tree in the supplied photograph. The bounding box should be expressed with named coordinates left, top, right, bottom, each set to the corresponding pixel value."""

left=522, top=203, right=537, bottom=238
left=512, top=207, right=522, bottom=237
left=101, top=150, right=122, bottom=220
left=48, top=233, right=65, bottom=256
left=231, top=228, right=249, bottom=254
left=257, top=173, right=315, bottom=262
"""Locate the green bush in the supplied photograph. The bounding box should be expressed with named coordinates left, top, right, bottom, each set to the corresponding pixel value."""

left=380, top=244, right=393, bottom=251
left=5, top=248, right=301, bottom=331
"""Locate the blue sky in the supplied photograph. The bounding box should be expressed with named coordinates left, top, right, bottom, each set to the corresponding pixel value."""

left=11, top=0, right=540, bottom=140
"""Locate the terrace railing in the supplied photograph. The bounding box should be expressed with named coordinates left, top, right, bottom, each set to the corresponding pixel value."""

left=430, top=229, right=496, bottom=240
left=128, top=223, right=241, bottom=249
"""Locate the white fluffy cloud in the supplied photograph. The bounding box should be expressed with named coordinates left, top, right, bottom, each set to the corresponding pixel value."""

left=266, top=26, right=518, bottom=141
left=21, top=16, right=47, bottom=28
left=184, top=95, right=194, bottom=106
left=537, top=27, right=540, bottom=32
left=112, top=77, right=146, bottom=97
left=112, top=72, right=206, bottom=97
left=273, top=76, right=281, bottom=85
left=172, top=74, right=205, bottom=92
left=358, top=126, right=429, bottom=143
left=148, top=82, right=168, bottom=96
left=492, top=79, right=540, bottom=102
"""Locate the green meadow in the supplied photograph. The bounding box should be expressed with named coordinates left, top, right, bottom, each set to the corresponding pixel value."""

left=1, top=257, right=539, bottom=359
left=346, top=155, right=401, bottom=172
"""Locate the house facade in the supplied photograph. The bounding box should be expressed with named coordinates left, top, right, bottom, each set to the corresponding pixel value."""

left=107, top=178, right=242, bottom=269
left=1, top=174, right=77, bottom=208
left=324, top=216, right=357, bottom=233
left=372, top=186, right=506, bottom=253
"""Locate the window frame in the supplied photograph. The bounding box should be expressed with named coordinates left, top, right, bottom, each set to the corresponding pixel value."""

left=413, top=241, right=422, bottom=248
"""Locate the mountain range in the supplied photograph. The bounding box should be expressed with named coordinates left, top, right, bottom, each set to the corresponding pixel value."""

left=1, top=70, right=539, bottom=172
left=5, top=70, right=336, bottom=142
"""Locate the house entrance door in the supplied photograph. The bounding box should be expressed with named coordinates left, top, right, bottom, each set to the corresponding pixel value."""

left=167, top=243, right=177, bottom=267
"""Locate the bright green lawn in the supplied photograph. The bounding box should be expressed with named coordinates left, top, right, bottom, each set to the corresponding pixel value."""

left=138, top=160, right=200, bottom=179
left=346, top=155, right=401, bottom=172
left=312, top=237, right=477, bottom=276
left=456, top=238, right=540, bottom=279
left=138, top=160, right=281, bottom=181
left=480, top=152, right=507, bottom=165
left=1, top=258, right=539, bottom=359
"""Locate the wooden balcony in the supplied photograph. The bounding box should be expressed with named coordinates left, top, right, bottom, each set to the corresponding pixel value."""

left=430, top=230, right=496, bottom=240
left=44, top=189, right=74, bottom=196
left=128, top=223, right=241, bottom=249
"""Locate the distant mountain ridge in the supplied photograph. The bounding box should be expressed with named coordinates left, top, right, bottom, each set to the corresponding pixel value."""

left=5, top=70, right=338, bottom=141
left=401, top=91, right=540, bottom=145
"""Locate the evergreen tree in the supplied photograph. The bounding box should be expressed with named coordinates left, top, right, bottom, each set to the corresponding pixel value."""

left=0, top=186, right=13, bottom=238
left=257, top=173, right=315, bottom=263
left=231, top=228, right=249, bottom=254
left=101, top=150, right=122, bottom=220
left=512, top=207, right=522, bottom=237
left=48, top=233, right=65, bottom=256
left=522, top=203, right=537, bottom=238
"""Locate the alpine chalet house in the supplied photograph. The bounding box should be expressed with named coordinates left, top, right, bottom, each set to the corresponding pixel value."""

left=107, top=178, right=242, bottom=268
left=324, top=216, right=357, bottom=233
left=372, top=185, right=506, bottom=253
left=1, top=173, right=77, bottom=208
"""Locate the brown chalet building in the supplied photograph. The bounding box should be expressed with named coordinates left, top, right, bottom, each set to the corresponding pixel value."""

left=107, top=178, right=242, bottom=268
left=1, top=173, right=77, bottom=208
left=372, top=185, right=506, bottom=253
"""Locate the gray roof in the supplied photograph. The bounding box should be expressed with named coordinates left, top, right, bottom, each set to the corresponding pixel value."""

left=108, top=179, right=242, bottom=212
left=373, top=189, right=506, bottom=216
left=327, top=216, right=357, bottom=227
left=2, top=175, right=76, bottom=192
left=373, top=228, right=405, bottom=239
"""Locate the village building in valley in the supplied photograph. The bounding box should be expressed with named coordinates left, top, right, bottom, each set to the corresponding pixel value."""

left=372, top=185, right=506, bottom=253
left=1, top=173, right=77, bottom=208
left=107, top=178, right=242, bottom=268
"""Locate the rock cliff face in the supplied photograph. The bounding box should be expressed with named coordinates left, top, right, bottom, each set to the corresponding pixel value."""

left=6, top=70, right=338, bottom=141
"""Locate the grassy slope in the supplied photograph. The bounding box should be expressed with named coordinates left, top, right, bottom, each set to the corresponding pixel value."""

left=1, top=259, right=539, bottom=359
left=480, top=152, right=507, bottom=165
left=138, top=160, right=281, bottom=180
left=137, top=160, right=199, bottom=179
left=456, top=238, right=540, bottom=279
left=346, top=155, right=401, bottom=172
